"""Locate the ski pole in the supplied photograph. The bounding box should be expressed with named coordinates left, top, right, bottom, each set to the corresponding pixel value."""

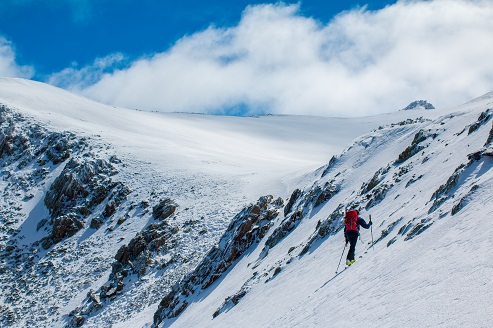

left=370, top=215, right=375, bottom=251
left=336, top=242, right=347, bottom=274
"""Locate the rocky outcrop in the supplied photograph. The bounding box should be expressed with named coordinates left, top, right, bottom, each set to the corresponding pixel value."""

left=395, top=130, right=429, bottom=164
left=152, top=198, right=177, bottom=221
left=314, top=181, right=339, bottom=207
left=485, top=119, right=493, bottom=146
left=402, top=100, right=435, bottom=111
left=153, top=195, right=282, bottom=326
left=284, top=189, right=301, bottom=216
left=113, top=219, right=177, bottom=266
left=429, top=163, right=466, bottom=213
left=259, top=180, right=339, bottom=258
left=265, top=210, right=302, bottom=249
left=360, top=165, right=391, bottom=195
left=71, top=212, right=180, bottom=322
left=40, top=156, right=129, bottom=248
left=45, top=157, right=118, bottom=218
left=468, top=109, right=492, bottom=135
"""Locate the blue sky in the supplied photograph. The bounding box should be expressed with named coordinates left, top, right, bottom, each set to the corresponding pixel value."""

left=0, top=0, right=395, bottom=79
left=1, top=0, right=493, bottom=116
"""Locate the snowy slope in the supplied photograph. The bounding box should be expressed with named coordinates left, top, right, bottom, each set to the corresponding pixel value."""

left=0, top=78, right=446, bottom=328
left=0, top=78, right=442, bottom=198
left=156, top=92, right=493, bottom=328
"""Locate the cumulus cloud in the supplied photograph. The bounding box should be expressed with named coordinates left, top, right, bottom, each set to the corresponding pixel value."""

left=53, top=0, right=493, bottom=116
left=0, top=37, right=34, bottom=78
left=48, top=53, right=127, bottom=90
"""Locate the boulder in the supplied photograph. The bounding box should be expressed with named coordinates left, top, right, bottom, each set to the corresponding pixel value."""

left=153, top=199, right=177, bottom=221
left=90, top=217, right=104, bottom=229
left=51, top=214, right=84, bottom=244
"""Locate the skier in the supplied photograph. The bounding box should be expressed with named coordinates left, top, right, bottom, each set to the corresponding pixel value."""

left=344, top=209, right=372, bottom=266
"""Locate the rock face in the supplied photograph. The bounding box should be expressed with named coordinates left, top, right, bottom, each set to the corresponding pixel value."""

left=40, top=156, right=128, bottom=249
left=71, top=202, right=180, bottom=322
left=153, top=195, right=283, bottom=326
left=402, top=100, right=435, bottom=111
left=264, top=180, right=339, bottom=254
left=152, top=198, right=177, bottom=221
left=395, top=130, right=429, bottom=164
left=42, top=214, right=84, bottom=248
left=44, top=157, right=118, bottom=218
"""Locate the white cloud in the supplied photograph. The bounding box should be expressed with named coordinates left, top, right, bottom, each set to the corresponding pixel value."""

left=53, top=0, right=493, bottom=116
left=48, top=53, right=126, bottom=90
left=0, top=37, right=34, bottom=78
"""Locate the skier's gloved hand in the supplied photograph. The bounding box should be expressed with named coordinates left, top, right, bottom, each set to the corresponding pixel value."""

left=369, top=219, right=372, bottom=226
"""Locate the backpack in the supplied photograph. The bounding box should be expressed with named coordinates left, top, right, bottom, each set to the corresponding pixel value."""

left=345, top=210, right=359, bottom=231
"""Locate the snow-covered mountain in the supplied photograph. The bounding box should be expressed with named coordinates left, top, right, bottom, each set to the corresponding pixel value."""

left=0, top=78, right=492, bottom=328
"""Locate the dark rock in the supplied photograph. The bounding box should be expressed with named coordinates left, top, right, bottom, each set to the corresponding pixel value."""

left=105, top=287, right=118, bottom=297
left=265, top=210, right=302, bottom=249
left=373, top=218, right=402, bottom=245
left=115, top=245, right=130, bottom=264
left=117, top=216, right=127, bottom=225
left=45, top=170, right=88, bottom=218
left=90, top=217, right=104, bottom=229
left=314, top=181, right=339, bottom=207
left=153, top=199, right=177, bottom=220
left=284, top=189, right=302, bottom=216
left=361, top=166, right=390, bottom=194
left=103, top=202, right=117, bottom=218
left=429, top=163, right=467, bottom=213
left=128, top=234, right=147, bottom=259
left=87, top=289, right=101, bottom=305
left=321, top=155, right=338, bottom=178
left=52, top=214, right=84, bottom=242
left=41, top=238, right=53, bottom=250
left=405, top=221, right=432, bottom=241
left=468, top=109, right=492, bottom=135
left=111, top=261, right=123, bottom=274
left=396, top=130, right=428, bottom=164
left=74, top=315, right=85, bottom=327
left=485, top=120, right=493, bottom=146
left=467, top=151, right=482, bottom=161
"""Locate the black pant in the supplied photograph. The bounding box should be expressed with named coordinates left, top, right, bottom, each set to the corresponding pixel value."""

left=346, top=230, right=359, bottom=261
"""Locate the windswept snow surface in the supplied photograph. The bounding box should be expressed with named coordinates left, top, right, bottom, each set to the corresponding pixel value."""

left=1, top=77, right=491, bottom=328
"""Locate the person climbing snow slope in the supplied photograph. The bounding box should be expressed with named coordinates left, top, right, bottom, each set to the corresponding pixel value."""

left=344, top=209, right=372, bottom=266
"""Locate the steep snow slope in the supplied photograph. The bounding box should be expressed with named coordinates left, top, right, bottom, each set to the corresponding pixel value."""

left=0, top=78, right=442, bottom=328
left=154, top=94, right=493, bottom=328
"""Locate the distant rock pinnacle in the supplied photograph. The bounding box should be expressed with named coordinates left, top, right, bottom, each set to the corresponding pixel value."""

left=402, top=100, right=435, bottom=110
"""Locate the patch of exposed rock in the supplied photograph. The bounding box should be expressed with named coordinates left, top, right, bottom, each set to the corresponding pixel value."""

left=70, top=204, right=179, bottom=323
left=153, top=195, right=282, bottom=326
left=401, top=100, right=435, bottom=111
left=40, top=156, right=130, bottom=248
left=153, top=198, right=177, bottom=221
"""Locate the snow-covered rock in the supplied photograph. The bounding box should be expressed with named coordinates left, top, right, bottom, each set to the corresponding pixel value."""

left=402, top=100, right=435, bottom=110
